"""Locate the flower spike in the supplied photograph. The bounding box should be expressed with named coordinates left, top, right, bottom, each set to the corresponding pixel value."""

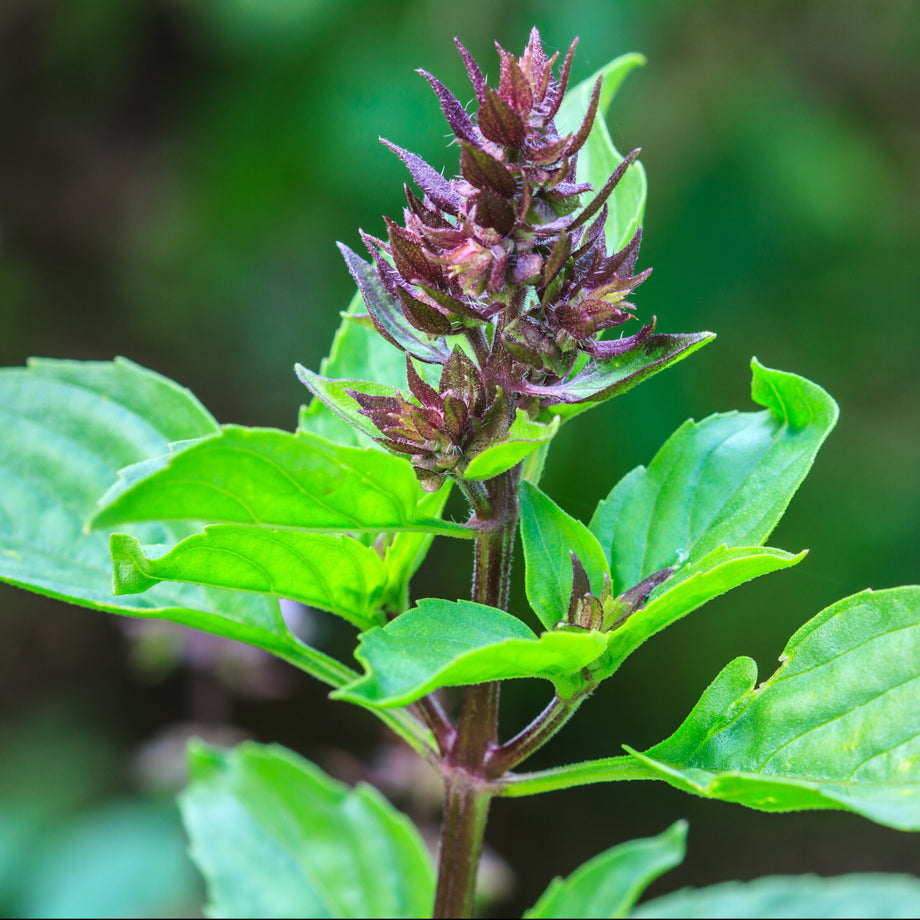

left=333, top=30, right=660, bottom=485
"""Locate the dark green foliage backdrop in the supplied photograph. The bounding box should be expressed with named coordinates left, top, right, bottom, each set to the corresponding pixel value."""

left=1, top=1, right=918, bottom=916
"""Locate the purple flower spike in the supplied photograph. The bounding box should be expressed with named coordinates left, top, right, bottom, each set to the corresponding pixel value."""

left=336, top=29, right=658, bottom=485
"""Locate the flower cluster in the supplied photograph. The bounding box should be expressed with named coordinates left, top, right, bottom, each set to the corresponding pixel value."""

left=342, top=29, right=652, bottom=489
left=352, top=349, right=509, bottom=492
left=565, top=552, right=675, bottom=633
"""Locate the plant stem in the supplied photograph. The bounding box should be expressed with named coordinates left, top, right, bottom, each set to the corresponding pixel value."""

left=456, top=477, right=492, bottom=520
left=434, top=681, right=497, bottom=918
left=433, top=774, right=492, bottom=918
left=470, top=468, right=519, bottom=610
left=433, top=468, right=520, bottom=918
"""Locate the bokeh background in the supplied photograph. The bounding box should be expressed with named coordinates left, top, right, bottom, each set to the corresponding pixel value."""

left=1, top=0, right=919, bottom=915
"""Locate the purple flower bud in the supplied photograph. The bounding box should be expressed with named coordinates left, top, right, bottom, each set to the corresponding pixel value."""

left=460, top=144, right=517, bottom=198
left=497, top=45, right=535, bottom=115
left=385, top=218, right=445, bottom=287
left=566, top=553, right=604, bottom=631
left=397, top=288, right=453, bottom=335
left=478, top=86, right=527, bottom=147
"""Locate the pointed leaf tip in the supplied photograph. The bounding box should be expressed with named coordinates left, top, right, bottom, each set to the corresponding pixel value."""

left=380, top=139, right=461, bottom=214
left=418, top=68, right=477, bottom=143
left=633, top=586, right=920, bottom=831
left=750, top=357, right=839, bottom=432
left=590, top=359, right=835, bottom=594
left=525, top=821, right=686, bottom=919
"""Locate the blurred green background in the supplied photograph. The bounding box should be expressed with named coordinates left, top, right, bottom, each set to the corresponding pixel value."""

left=1, top=0, right=919, bottom=916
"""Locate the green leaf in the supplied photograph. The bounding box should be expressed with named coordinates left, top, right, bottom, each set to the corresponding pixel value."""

left=629, top=587, right=920, bottom=831
left=0, top=359, right=299, bottom=664
left=23, top=357, right=221, bottom=440
left=595, top=546, right=807, bottom=679
left=298, top=290, right=410, bottom=448
left=590, top=360, right=838, bottom=593
left=110, top=528, right=389, bottom=630
left=539, top=331, right=715, bottom=410
left=381, top=485, right=452, bottom=611
left=557, top=52, right=648, bottom=252
left=180, top=741, right=434, bottom=919
left=110, top=487, right=454, bottom=629
left=520, top=481, right=610, bottom=629
left=463, top=410, right=560, bottom=481
left=90, top=426, right=472, bottom=539
left=296, top=368, right=400, bottom=446
left=0, top=359, right=434, bottom=755
left=16, top=799, right=198, bottom=920
left=333, top=599, right=609, bottom=707
left=632, top=873, right=920, bottom=919
left=526, top=821, right=686, bottom=919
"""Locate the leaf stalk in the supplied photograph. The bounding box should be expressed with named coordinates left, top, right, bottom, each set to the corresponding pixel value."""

left=498, top=754, right=661, bottom=797
left=484, top=685, right=594, bottom=778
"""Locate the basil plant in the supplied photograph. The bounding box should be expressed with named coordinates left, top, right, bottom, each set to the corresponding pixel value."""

left=2, top=30, right=919, bottom=919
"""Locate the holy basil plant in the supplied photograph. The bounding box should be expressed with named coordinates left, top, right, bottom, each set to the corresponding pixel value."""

left=2, top=29, right=919, bottom=920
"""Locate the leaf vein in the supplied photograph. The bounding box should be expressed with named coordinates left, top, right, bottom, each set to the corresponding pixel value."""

left=770, top=621, right=920, bottom=684
left=247, top=531, right=340, bottom=610
left=843, top=727, right=920, bottom=782
left=208, top=445, right=365, bottom=528
left=754, top=671, right=920, bottom=772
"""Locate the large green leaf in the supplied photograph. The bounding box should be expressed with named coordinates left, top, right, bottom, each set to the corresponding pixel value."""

left=632, top=874, right=920, bottom=919
left=557, top=52, right=648, bottom=252
left=180, top=741, right=434, bottom=919
left=298, top=291, right=409, bottom=449
left=590, top=360, right=838, bottom=593
left=110, top=528, right=389, bottom=630
left=297, top=297, right=454, bottom=608
left=463, top=410, right=560, bottom=481
left=0, top=359, right=433, bottom=754
left=333, top=599, right=608, bottom=707
left=526, top=821, right=686, bottom=919
left=595, top=546, right=806, bottom=679
left=90, top=426, right=471, bottom=538
left=0, top=359, right=300, bottom=665
left=629, top=587, right=920, bottom=830
left=537, top=332, right=715, bottom=410
left=381, top=486, right=452, bottom=612
left=520, top=482, right=610, bottom=629
left=109, top=493, right=453, bottom=629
